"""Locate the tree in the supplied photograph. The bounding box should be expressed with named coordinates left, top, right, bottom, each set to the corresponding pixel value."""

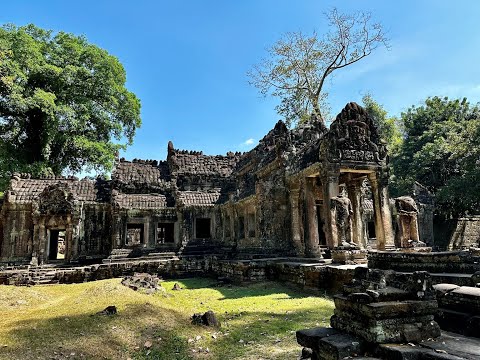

left=393, top=96, right=480, bottom=217
left=361, top=94, right=402, bottom=155
left=248, top=8, right=388, bottom=126
left=0, top=24, right=141, bottom=188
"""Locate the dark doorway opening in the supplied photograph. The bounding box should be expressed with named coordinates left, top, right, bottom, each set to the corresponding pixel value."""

left=316, top=202, right=327, bottom=246
left=247, top=213, right=256, bottom=238
left=157, top=223, right=174, bottom=243
left=238, top=216, right=245, bottom=239
left=126, top=224, right=144, bottom=246
left=49, top=229, right=65, bottom=260
left=367, top=221, right=376, bottom=239
left=196, top=218, right=211, bottom=239
left=224, top=215, right=231, bottom=238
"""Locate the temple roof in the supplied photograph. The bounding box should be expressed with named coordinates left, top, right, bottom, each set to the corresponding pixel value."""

left=170, top=150, right=240, bottom=177
left=113, top=193, right=167, bottom=210
left=112, top=159, right=172, bottom=191
left=8, top=177, right=104, bottom=204
left=178, top=190, right=223, bottom=207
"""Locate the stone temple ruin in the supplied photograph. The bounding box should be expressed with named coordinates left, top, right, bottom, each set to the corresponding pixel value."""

left=1, top=102, right=480, bottom=359
left=0, top=102, right=395, bottom=265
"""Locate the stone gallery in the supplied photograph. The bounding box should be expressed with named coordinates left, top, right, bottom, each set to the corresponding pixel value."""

left=0, top=102, right=397, bottom=265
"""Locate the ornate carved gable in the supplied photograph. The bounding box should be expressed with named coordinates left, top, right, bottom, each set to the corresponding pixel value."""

left=34, top=183, right=76, bottom=215
left=321, top=102, right=387, bottom=164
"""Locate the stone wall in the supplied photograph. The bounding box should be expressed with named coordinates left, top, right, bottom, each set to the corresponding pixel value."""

left=81, top=204, right=112, bottom=257
left=0, top=257, right=357, bottom=294
left=368, top=250, right=480, bottom=280
left=448, top=217, right=480, bottom=250
left=0, top=204, right=33, bottom=261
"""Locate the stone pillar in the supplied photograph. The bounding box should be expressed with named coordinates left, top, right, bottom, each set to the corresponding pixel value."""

left=66, top=222, right=74, bottom=262
left=305, top=177, right=321, bottom=257
left=111, top=213, right=120, bottom=249
left=290, top=187, right=304, bottom=256
left=347, top=180, right=365, bottom=249
left=144, top=221, right=150, bottom=247
left=368, top=173, right=394, bottom=250
left=322, top=173, right=339, bottom=248
left=38, top=222, right=46, bottom=264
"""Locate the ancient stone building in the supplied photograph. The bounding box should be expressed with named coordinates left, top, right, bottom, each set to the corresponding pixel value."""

left=0, top=103, right=395, bottom=264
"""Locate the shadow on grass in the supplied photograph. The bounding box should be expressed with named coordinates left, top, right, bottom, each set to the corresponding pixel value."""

left=0, top=303, right=194, bottom=360
left=208, top=307, right=334, bottom=360
left=1, top=279, right=334, bottom=360
left=175, top=278, right=328, bottom=301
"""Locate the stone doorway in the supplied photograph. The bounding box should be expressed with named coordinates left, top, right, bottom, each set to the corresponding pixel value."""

left=48, top=229, right=66, bottom=261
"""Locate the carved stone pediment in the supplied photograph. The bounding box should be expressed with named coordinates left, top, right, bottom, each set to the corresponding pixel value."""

left=34, top=183, right=76, bottom=215
left=321, top=102, right=387, bottom=164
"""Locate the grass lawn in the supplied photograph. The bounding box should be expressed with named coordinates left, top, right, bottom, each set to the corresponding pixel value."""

left=0, top=278, right=334, bottom=360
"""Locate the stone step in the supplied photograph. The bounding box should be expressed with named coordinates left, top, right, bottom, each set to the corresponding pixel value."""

left=148, top=252, right=176, bottom=257
left=102, top=256, right=179, bottom=264
left=33, top=279, right=59, bottom=285
left=334, top=295, right=438, bottom=320
left=296, top=327, right=365, bottom=360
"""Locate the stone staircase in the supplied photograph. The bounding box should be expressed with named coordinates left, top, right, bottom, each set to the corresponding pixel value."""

left=179, top=239, right=222, bottom=257
left=6, top=267, right=60, bottom=285
left=103, top=249, right=179, bottom=264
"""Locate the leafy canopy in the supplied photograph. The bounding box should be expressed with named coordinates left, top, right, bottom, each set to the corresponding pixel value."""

left=0, top=24, right=141, bottom=186
left=248, top=8, right=388, bottom=126
left=392, top=96, right=480, bottom=217
left=361, top=94, right=403, bottom=156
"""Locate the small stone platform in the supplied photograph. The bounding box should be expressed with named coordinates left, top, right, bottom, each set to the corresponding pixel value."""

left=297, top=328, right=480, bottom=359
left=434, top=283, right=480, bottom=338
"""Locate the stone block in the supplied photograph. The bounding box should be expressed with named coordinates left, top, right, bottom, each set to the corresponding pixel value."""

left=433, top=283, right=460, bottom=294
left=296, top=327, right=340, bottom=350
left=331, top=313, right=440, bottom=343
left=317, top=333, right=365, bottom=360
left=334, top=295, right=438, bottom=320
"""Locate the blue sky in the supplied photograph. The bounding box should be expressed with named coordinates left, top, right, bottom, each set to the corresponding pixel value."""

left=2, top=1, right=480, bottom=164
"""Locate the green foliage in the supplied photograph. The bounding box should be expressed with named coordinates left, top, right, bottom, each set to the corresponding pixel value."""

left=393, top=96, right=480, bottom=217
left=248, top=9, right=388, bottom=127
left=362, top=94, right=403, bottom=155
left=0, top=24, right=141, bottom=188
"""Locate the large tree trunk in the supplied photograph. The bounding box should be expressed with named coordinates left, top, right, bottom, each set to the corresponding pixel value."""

left=24, top=109, right=47, bottom=163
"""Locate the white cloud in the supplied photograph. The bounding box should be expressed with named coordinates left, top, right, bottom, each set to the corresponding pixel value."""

left=239, top=138, right=256, bottom=149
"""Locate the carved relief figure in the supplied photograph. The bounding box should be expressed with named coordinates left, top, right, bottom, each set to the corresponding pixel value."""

left=323, top=102, right=387, bottom=163
left=34, top=183, right=75, bottom=215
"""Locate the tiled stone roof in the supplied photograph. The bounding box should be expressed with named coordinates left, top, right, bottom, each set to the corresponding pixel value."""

left=112, top=160, right=171, bottom=190
left=113, top=193, right=167, bottom=209
left=178, top=190, right=222, bottom=207
left=8, top=177, right=101, bottom=204
left=171, top=152, right=240, bottom=177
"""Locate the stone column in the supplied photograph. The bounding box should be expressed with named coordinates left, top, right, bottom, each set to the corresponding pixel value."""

left=38, top=222, right=46, bottom=264
left=66, top=223, right=74, bottom=262
left=305, top=177, right=321, bottom=257
left=322, top=173, right=339, bottom=248
left=111, top=213, right=122, bottom=249
left=347, top=179, right=365, bottom=249
left=368, top=173, right=394, bottom=250
left=289, top=187, right=304, bottom=256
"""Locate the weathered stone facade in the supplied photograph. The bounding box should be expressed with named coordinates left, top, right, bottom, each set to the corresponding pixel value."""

left=0, top=103, right=395, bottom=265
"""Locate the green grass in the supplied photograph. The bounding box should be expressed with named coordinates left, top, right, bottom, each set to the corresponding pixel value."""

left=0, top=278, right=334, bottom=360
